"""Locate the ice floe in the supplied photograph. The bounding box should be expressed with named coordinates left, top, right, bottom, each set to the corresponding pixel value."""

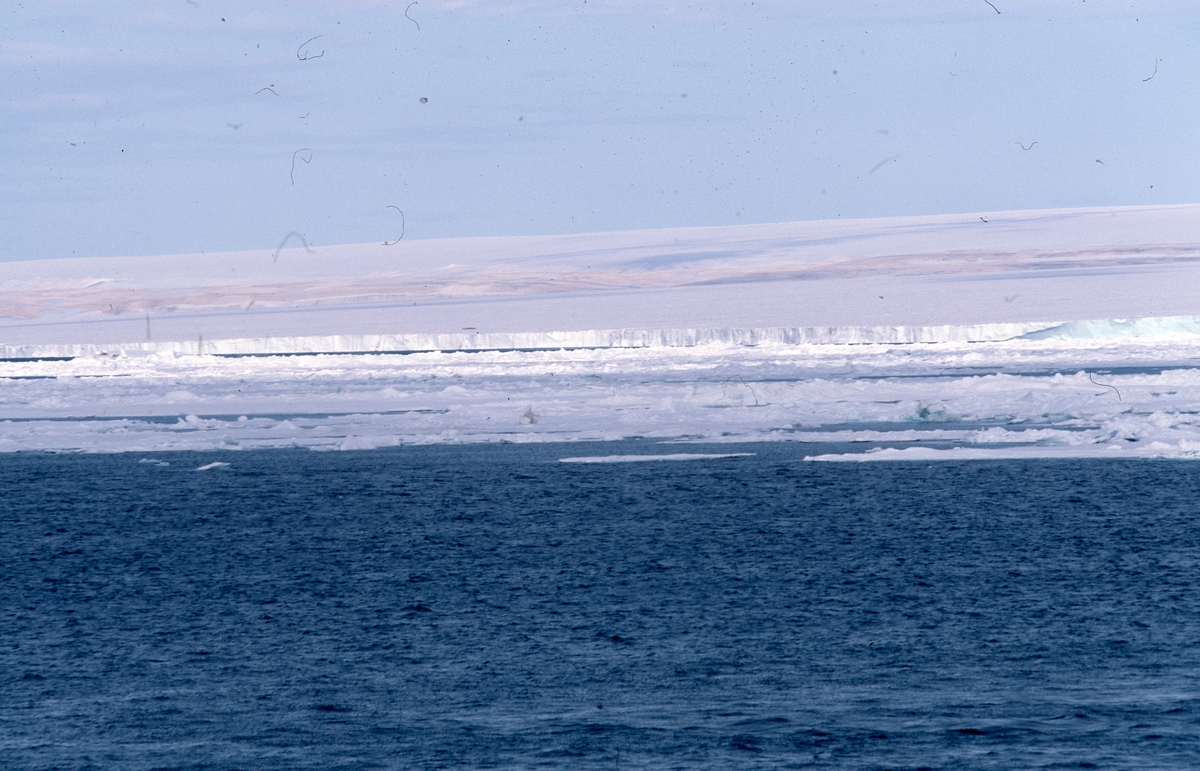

left=559, top=453, right=755, bottom=463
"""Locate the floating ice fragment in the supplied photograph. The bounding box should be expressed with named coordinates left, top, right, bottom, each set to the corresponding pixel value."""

left=338, top=436, right=399, bottom=451
left=196, top=461, right=230, bottom=471
left=559, top=453, right=754, bottom=463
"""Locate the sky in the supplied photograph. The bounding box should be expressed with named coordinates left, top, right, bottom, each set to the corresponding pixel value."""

left=2, top=0, right=1198, bottom=261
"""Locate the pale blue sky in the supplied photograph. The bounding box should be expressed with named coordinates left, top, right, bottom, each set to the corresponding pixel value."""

left=2, top=1, right=1197, bottom=260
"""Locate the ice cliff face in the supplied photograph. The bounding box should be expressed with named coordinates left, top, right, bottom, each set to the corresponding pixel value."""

left=0, top=322, right=1064, bottom=359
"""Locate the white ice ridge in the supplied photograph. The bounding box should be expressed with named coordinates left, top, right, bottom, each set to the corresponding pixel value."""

left=0, top=322, right=1061, bottom=359
left=9, top=316, right=1200, bottom=360
left=1021, top=316, right=1200, bottom=340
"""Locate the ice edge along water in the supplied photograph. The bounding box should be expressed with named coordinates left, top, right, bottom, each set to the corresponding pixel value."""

left=6, top=315, right=1200, bottom=360
left=5, top=314, right=1200, bottom=459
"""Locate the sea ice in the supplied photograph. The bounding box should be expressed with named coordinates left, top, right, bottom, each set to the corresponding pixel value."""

left=3, top=205, right=1200, bottom=458
left=559, top=453, right=756, bottom=463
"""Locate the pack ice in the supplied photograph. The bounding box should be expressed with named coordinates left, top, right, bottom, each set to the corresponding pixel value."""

left=3, top=203, right=1200, bottom=458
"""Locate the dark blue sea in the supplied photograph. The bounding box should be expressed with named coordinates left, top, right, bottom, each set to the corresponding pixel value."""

left=3, top=441, right=1200, bottom=770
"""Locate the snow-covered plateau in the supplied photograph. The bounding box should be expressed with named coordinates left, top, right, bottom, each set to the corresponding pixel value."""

left=4, top=204, right=1200, bottom=459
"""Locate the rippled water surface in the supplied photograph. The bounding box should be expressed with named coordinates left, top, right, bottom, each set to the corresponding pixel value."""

left=3, top=442, right=1200, bottom=769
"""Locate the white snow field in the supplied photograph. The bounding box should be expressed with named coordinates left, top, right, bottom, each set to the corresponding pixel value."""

left=4, top=204, right=1200, bottom=458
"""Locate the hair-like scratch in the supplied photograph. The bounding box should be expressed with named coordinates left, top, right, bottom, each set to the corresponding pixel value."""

left=719, top=376, right=760, bottom=406
left=1015, top=141, right=1037, bottom=150
left=273, top=231, right=315, bottom=263
left=255, top=86, right=278, bottom=96
left=1143, top=59, right=1158, bottom=82
left=868, top=155, right=899, bottom=175
left=405, top=2, right=420, bottom=31
left=290, top=148, right=313, bottom=185
left=297, top=35, right=324, bottom=61
left=1088, top=373, right=1121, bottom=401
left=383, top=206, right=406, bottom=245
left=983, top=0, right=1000, bottom=13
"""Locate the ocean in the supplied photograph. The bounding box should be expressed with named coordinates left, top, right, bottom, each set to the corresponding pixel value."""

left=3, top=441, right=1199, bottom=769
